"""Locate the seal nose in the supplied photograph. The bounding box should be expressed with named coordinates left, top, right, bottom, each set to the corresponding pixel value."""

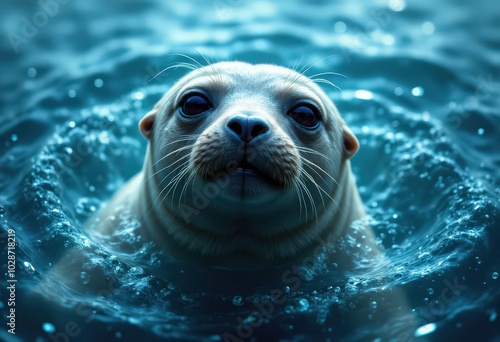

left=226, top=115, right=270, bottom=143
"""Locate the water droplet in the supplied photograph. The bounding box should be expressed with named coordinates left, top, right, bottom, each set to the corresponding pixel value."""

left=68, top=121, right=76, bottom=128
left=477, top=128, right=484, bottom=136
left=232, top=296, right=243, bottom=306
left=68, top=89, right=76, bottom=98
left=23, top=261, right=36, bottom=274
left=422, top=21, right=435, bottom=35
left=43, top=322, right=56, bottom=333
left=27, top=67, right=37, bottom=78
left=94, top=78, right=104, bottom=88
left=10, top=134, right=18, bottom=142
left=80, top=272, right=90, bottom=284
left=492, top=272, right=498, bottom=280
left=411, top=86, right=424, bottom=97
left=415, top=322, right=437, bottom=336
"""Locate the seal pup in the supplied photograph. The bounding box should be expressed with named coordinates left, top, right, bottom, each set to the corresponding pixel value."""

left=92, top=61, right=370, bottom=268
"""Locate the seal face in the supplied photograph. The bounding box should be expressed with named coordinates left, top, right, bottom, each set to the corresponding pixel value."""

left=95, top=61, right=365, bottom=267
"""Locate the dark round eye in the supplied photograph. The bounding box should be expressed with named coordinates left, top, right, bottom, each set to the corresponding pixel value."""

left=180, top=94, right=211, bottom=116
left=287, top=105, right=320, bottom=128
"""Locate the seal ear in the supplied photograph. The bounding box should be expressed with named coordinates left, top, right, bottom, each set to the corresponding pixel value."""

left=342, top=125, right=359, bottom=159
left=139, top=110, right=156, bottom=140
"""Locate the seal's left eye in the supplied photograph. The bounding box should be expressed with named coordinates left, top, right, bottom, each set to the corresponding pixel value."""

left=181, top=94, right=212, bottom=116
left=288, top=104, right=320, bottom=129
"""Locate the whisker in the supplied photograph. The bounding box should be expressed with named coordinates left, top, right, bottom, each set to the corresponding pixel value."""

left=299, top=157, right=342, bottom=189
left=308, top=71, right=347, bottom=79
left=147, top=144, right=194, bottom=180
left=296, top=146, right=330, bottom=160
left=310, top=78, right=342, bottom=92
left=149, top=159, right=191, bottom=212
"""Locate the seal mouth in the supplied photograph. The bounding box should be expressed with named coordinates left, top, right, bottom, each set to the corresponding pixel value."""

left=234, top=159, right=260, bottom=176
left=233, top=159, right=280, bottom=186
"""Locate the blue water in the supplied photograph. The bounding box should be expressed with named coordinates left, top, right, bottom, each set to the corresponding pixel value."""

left=1, top=0, right=500, bottom=341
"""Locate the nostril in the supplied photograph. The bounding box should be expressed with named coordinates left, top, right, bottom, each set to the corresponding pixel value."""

left=228, top=120, right=243, bottom=137
left=250, top=123, right=269, bottom=139
left=226, top=115, right=271, bottom=143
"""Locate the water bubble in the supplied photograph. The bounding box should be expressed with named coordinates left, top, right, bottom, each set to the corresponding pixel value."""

left=181, top=293, right=193, bottom=303
left=65, top=147, right=73, bottom=154
left=489, top=309, right=497, bottom=322
left=68, top=121, right=76, bottom=128
left=129, top=266, right=144, bottom=275
left=334, top=21, right=347, bottom=33
left=415, top=322, right=437, bottom=336
left=394, top=87, right=403, bottom=96
left=422, top=21, right=435, bottom=35
left=411, top=86, right=424, bottom=97
left=68, top=89, right=76, bottom=98
left=492, top=272, right=498, bottom=280
left=94, top=78, right=104, bottom=88
left=388, top=0, right=406, bottom=12
left=370, top=301, right=377, bottom=309
left=354, top=90, right=374, bottom=100
left=134, top=91, right=145, bottom=100
left=296, top=298, right=309, bottom=312
left=23, top=261, right=36, bottom=274
left=0, top=301, right=4, bottom=309
left=427, top=288, right=434, bottom=295
left=209, top=335, right=222, bottom=341
left=477, top=128, right=484, bottom=136
left=80, top=272, right=90, bottom=284
left=42, top=322, right=56, bottom=334
left=10, top=134, right=18, bottom=142
left=284, top=305, right=294, bottom=314
left=27, top=67, right=37, bottom=78
left=232, top=296, right=243, bottom=306
left=115, top=331, right=122, bottom=338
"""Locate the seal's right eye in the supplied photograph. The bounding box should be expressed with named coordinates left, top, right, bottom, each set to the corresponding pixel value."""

left=180, top=94, right=212, bottom=116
